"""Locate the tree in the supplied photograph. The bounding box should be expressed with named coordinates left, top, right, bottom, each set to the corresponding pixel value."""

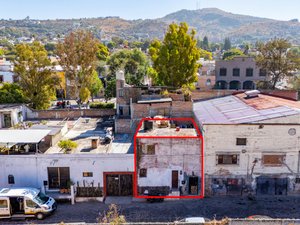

left=104, top=78, right=116, bottom=101
left=0, top=83, right=26, bottom=104
left=89, top=70, right=103, bottom=101
left=222, top=48, right=245, bottom=60
left=149, top=22, right=200, bottom=88
left=44, top=43, right=56, bottom=55
left=56, top=30, right=99, bottom=101
left=223, top=38, right=232, bottom=51
left=58, top=139, right=78, bottom=154
left=97, top=43, right=109, bottom=61
left=0, top=48, right=4, bottom=56
left=199, top=49, right=213, bottom=60
left=256, top=38, right=300, bottom=89
left=202, top=36, right=209, bottom=50
left=107, top=48, right=150, bottom=86
left=14, top=41, right=58, bottom=109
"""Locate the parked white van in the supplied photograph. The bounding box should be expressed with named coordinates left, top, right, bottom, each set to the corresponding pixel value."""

left=0, top=188, right=57, bottom=220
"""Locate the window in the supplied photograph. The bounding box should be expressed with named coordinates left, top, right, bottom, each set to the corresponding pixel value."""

left=217, top=154, right=239, bottom=165
left=246, top=68, right=253, bottom=77
left=236, top=138, right=247, bottom=146
left=219, top=68, right=227, bottom=76
left=139, top=168, right=147, bottom=177
left=262, top=155, right=285, bottom=166
left=119, top=89, right=124, bottom=97
left=8, top=175, right=14, bottom=184
left=233, top=68, right=240, bottom=77
left=13, top=75, right=19, bottom=83
left=47, top=167, right=70, bottom=189
left=259, top=69, right=267, bottom=76
left=83, top=172, right=93, bottom=177
left=296, top=178, right=300, bottom=184
left=0, top=75, right=3, bottom=83
left=26, top=200, right=38, bottom=208
left=0, top=200, right=8, bottom=208
left=147, top=145, right=155, bottom=155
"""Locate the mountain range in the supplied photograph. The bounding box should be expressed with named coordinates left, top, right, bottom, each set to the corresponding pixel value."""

left=0, top=8, right=300, bottom=44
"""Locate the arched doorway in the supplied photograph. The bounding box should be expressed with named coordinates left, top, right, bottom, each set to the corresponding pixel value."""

left=243, top=80, right=254, bottom=90
left=229, top=81, right=241, bottom=90
left=216, top=80, right=227, bottom=89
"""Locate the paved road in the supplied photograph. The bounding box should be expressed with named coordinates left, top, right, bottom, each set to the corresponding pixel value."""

left=2, top=196, right=300, bottom=224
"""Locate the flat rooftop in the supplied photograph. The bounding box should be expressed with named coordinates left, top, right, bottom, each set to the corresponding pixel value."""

left=45, top=117, right=132, bottom=154
left=194, top=94, right=300, bottom=124
left=137, top=120, right=198, bottom=137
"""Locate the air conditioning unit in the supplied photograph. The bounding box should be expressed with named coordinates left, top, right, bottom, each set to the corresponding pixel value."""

left=245, top=90, right=260, bottom=99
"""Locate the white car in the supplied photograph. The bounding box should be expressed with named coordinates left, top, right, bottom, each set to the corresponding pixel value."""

left=175, top=217, right=207, bottom=224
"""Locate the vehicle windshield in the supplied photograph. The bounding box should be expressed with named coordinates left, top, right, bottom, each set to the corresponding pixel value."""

left=33, top=192, right=49, bottom=205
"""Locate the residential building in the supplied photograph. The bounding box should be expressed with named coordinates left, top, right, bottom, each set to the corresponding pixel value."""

left=0, top=104, right=26, bottom=128
left=115, top=70, right=194, bottom=134
left=215, top=56, right=267, bottom=90
left=194, top=91, right=300, bottom=196
left=136, top=119, right=202, bottom=197
left=0, top=58, right=16, bottom=83
left=196, top=59, right=216, bottom=90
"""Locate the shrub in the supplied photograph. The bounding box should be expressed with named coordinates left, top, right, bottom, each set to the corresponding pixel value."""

left=58, top=139, right=78, bottom=154
left=89, top=102, right=115, bottom=109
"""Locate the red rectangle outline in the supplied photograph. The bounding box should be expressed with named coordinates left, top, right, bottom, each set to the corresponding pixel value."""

left=133, top=117, right=204, bottom=199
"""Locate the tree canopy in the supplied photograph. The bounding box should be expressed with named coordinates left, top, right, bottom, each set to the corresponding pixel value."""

left=56, top=30, right=99, bottom=102
left=223, top=38, right=232, bottom=51
left=222, top=48, right=245, bottom=60
left=256, top=38, right=300, bottom=89
left=14, top=41, right=58, bottom=109
left=149, top=22, right=200, bottom=88
left=0, top=83, right=26, bottom=104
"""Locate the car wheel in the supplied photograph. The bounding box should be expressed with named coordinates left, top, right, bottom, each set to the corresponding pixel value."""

left=36, top=212, right=45, bottom=220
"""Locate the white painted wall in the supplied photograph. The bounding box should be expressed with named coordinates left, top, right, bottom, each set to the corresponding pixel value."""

left=0, top=154, right=134, bottom=190
left=203, top=124, right=300, bottom=177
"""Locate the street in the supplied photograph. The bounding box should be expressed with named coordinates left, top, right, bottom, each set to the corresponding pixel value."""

left=1, top=195, right=300, bottom=224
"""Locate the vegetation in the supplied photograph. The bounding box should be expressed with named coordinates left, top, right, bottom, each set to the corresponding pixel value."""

left=107, top=48, right=150, bottom=86
left=89, top=102, right=114, bottom=109
left=14, top=41, right=58, bottom=109
left=0, top=83, right=26, bottom=104
left=89, top=70, right=103, bottom=101
left=104, top=78, right=116, bottom=101
left=222, top=48, right=245, bottom=60
left=58, top=139, right=78, bottom=154
left=56, top=30, right=99, bottom=103
left=149, top=22, right=200, bottom=88
left=98, top=204, right=126, bottom=225
left=256, top=38, right=300, bottom=89
left=223, top=37, right=232, bottom=51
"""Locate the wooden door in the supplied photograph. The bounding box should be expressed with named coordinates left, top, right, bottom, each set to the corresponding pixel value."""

left=106, top=174, right=120, bottom=196
left=120, top=174, right=133, bottom=196
left=172, top=170, right=178, bottom=189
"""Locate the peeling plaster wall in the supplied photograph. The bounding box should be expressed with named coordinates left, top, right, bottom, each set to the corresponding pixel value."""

left=138, top=138, right=202, bottom=188
left=203, top=124, right=300, bottom=194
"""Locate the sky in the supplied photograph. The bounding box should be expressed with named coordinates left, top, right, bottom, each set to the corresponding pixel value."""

left=0, top=0, right=300, bottom=21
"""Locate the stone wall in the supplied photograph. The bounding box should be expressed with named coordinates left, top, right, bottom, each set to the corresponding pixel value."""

left=115, top=118, right=132, bottom=134
left=26, top=108, right=115, bottom=120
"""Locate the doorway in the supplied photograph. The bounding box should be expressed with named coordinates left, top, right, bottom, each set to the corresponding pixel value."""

left=172, top=170, right=179, bottom=189
left=256, top=176, right=288, bottom=195
left=3, top=114, right=12, bottom=128
left=104, top=172, right=133, bottom=196
left=189, top=176, right=199, bottom=195
left=10, top=197, right=24, bottom=214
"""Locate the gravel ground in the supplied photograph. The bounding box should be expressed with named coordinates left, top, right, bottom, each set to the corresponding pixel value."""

left=2, top=196, right=300, bottom=224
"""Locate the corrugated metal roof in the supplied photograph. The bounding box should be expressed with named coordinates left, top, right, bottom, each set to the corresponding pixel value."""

left=0, top=130, right=51, bottom=144
left=194, top=95, right=300, bottom=124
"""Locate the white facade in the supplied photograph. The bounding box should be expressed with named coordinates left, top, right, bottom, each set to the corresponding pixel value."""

left=0, top=59, right=15, bottom=83
left=0, top=105, right=26, bottom=128
left=0, top=154, right=133, bottom=191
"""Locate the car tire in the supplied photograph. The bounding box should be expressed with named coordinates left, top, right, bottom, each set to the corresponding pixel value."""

left=36, top=212, right=45, bottom=220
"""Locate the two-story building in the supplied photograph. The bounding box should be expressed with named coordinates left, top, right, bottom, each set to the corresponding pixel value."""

left=215, top=56, right=267, bottom=90
left=194, top=90, right=300, bottom=196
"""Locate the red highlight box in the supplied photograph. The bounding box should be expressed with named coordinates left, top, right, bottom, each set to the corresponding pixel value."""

left=133, top=117, right=204, bottom=199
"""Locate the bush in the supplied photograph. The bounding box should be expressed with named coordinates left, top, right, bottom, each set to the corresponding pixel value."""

left=89, top=102, right=114, bottom=109
left=58, top=139, right=78, bottom=154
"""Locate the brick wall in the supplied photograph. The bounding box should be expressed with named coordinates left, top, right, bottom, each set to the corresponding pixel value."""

left=192, top=90, right=235, bottom=101
left=115, top=118, right=132, bottom=133
left=27, top=108, right=115, bottom=120
left=261, top=90, right=298, bottom=101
